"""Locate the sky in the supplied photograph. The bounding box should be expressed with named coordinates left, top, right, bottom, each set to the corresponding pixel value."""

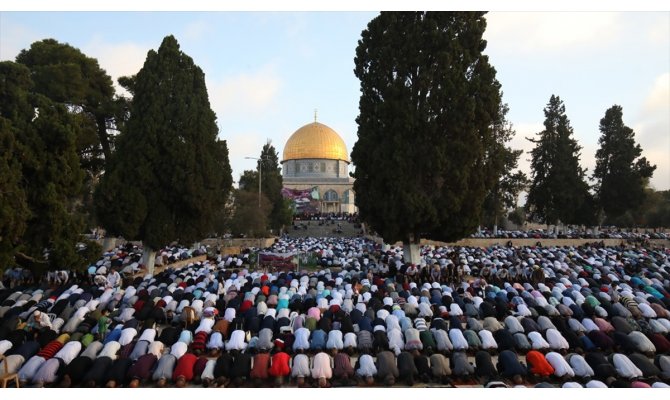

left=1, top=9, right=668, bottom=194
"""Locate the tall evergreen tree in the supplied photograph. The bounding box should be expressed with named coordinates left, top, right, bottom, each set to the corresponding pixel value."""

left=0, top=118, right=30, bottom=270
left=481, top=102, right=529, bottom=232
left=0, top=61, right=87, bottom=272
left=16, top=39, right=124, bottom=227
left=211, top=139, right=234, bottom=236
left=351, top=12, right=502, bottom=262
left=16, top=39, right=119, bottom=166
left=94, top=35, right=232, bottom=272
left=238, top=141, right=292, bottom=233
left=525, top=95, right=592, bottom=226
left=0, top=63, right=31, bottom=269
left=593, top=105, right=656, bottom=221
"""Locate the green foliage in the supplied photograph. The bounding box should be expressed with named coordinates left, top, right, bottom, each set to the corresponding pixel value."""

left=648, top=191, right=670, bottom=228
left=631, top=189, right=670, bottom=228
left=239, top=169, right=258, bottom=192
left=238, top=142, right=292, bottom=233
left=16, top=38, right=118, bottom=172
left=525, top=95, right=593, bottom=225
left=0, top=61, right=87, bottom=270
left=481, top=102, right=529, bottom=227
left=95, top=35, right=232, bottom=250
left=77, top=239, right=102, bottom=270
left=593, top=105, right=656, bottom=222
left=209, top=139, right=234, bottom=236
left=507, top=207, right=527, bottom=227
left=15, top=39, right=123, bottom=230
left=351, top=12, right=502, bottom=244
left=0, top=118, right=30, bottom=268
left=229, top=190, right=272, bottom=238
left=275, top=197, right=295, bottom=233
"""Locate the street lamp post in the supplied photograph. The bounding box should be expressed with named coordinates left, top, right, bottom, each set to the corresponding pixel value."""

left=245, top=156, right=271, bottom=208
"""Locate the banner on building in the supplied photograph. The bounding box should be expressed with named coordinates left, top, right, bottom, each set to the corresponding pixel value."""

left=281, top=186, right=320, bottom=214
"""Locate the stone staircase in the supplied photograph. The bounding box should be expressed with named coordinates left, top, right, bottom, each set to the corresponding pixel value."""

left=286, top=220, right=363, bottom=238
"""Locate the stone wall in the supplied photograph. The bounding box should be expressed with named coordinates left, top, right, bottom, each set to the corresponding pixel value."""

left=373, top=236, right=670, bottom=249
left=200, top=237, right=277, bottom=250
left=131, top=254, right=207, bottom=278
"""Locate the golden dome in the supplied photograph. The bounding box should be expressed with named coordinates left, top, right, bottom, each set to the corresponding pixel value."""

left=283, top=121, right=349, bottom=162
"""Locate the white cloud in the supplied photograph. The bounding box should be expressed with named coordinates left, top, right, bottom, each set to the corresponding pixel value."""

left=647, top=15, right=670, bottom=46
left=207, top=64, right=282, bottom=122
left=0, top=19, right=45, bottom=61
left=644, top=148, right=670, bottom=191
left=224, top=130, right=266, bottom=186
left=0, top=20, right=149, bottom=97
left=642, top=73, right=670, bottom=116
left=509, top=122, right=543, bottom=176
left=81, top=38, right=149, bottom=96
left=485, top=12, right=624, bottom=54
left=181, top=20, right=211, bottom=41
left=634, top=72, right=670, bottom=190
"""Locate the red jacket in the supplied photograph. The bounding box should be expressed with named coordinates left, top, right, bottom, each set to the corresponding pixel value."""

left=250, top=353, right=271, bottom=379
left=173, top=353, right=198, bottom=381
left=37, top=340, right=64, bottom=360
left=526, top=350, right=554, bottom=377
left=269, top=352, right=291, bottom=377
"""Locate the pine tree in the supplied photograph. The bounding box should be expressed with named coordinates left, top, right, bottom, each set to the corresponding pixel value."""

left=16, top=39, right=119, bottom=173
left=0, top=63, right=32, bottom=269
left=0, top=119, right=30, bottom=269
left=593, top=105, right=656, bottom=222
left=16, top=39, right=123, bottom=228
left=0, top=61, right=87, bottom=272
left=351, top=12, right=502, bottom=262
left=526, top=95, right=592, bottom=226
left=94, top=35, right=232, bottom=272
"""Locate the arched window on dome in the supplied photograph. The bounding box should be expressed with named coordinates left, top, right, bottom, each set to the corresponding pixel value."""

left=324, top=190, right=339, bottom=202
left=343, top=189, right=353, bottom=204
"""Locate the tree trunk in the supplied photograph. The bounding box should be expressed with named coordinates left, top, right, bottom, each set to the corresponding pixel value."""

left=102, top=237, right=117, bottom=252
left=142, top=247, right=156, bottom=276
left=403, top=243, right=421, bottom=265
left=403, top=233, right=421, bottom=265
left=493, top=224, right=498, bottom=236
left=96, top=114, right=112, bottom=162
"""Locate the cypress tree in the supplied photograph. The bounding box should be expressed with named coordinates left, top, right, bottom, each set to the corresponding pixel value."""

left=351, top=12, right=502, bottom=262
left=593, top=105, right=656, bottom=222
left=95, top=35, right=232, bottom=272
left=525, top=95, right=592, bottom=226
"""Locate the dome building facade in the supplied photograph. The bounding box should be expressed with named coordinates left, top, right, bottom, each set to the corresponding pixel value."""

left=281, top=119, right=356, bottom=214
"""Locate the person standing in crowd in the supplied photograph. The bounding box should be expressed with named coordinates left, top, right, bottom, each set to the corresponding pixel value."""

left=106, top=267, right=122, bottom=290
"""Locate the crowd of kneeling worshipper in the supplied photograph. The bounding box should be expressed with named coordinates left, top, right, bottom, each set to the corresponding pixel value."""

left=469, top=228, right=668, bottom=241
left=1, top=237, right=670, bottom=388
